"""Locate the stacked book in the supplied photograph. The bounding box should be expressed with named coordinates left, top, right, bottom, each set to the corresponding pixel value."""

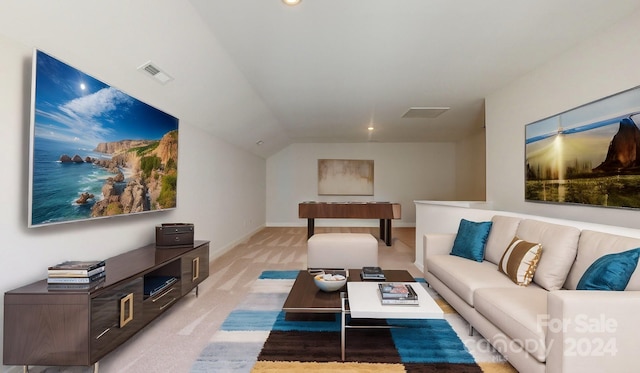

left=361, top=266, right=386, bottom=280
left=378, top=283, right=419, bottom=305
left=47, top=260, right=106, bottom=290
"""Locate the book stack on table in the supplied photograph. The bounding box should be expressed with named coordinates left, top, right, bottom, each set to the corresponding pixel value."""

left=47, top=260, right=106, bottom=290
left=360, top=266, right=386, bottom=280
left=378, top=283, right=419, bottom=305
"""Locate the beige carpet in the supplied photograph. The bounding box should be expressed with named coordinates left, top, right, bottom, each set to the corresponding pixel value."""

left=20, top=227, right=515, bottom=373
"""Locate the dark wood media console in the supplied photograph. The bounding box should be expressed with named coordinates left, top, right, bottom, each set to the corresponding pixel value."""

left=3, top=240, right=210, bottom=371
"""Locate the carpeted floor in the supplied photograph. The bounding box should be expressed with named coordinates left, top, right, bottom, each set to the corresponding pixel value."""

left=192, top=270, right=514, bottom=373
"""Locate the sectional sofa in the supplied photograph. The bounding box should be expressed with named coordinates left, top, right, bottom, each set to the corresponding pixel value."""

left=423, top=214, right=640, bottom=373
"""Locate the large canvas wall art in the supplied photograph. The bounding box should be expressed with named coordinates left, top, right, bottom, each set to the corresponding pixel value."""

left=525, top=86, right=640, bottom=209
left=28, top=50, right=179, bottom=227
left=318, top=159, right=374, bottom=196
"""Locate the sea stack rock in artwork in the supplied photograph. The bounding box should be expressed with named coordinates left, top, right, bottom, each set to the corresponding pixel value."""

left=76, top=192, right=94, bottom=204
left=59, top=154, right=85, bottom=163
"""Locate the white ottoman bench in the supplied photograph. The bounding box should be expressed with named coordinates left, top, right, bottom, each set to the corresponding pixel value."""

left=307, top=233, right=378, bottom=269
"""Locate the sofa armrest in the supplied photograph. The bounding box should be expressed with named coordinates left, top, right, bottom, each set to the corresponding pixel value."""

left=546, top=290, right=640, bottom=373
left=422, top=233, right=455, bottom=272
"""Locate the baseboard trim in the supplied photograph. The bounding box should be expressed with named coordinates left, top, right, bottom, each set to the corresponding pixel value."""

left=208, top=225, right=265, bottom=261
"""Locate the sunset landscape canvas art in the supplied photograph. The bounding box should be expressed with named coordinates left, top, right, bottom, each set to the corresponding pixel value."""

left=525, top=87, right=640, bottom=209
left=28, top=50, right=179, bottom=227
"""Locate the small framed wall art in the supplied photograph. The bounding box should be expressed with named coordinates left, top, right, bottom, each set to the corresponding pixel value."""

left=317, top=159, right=374, bottom=196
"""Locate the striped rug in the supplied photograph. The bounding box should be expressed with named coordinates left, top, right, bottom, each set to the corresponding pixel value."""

left=191, top=270, right=514, bottom=372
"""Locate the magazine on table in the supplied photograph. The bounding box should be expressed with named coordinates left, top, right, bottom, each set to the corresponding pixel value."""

left=361, top=266, right=385, bottom=280
left=378, top=283, right=419, bottom=305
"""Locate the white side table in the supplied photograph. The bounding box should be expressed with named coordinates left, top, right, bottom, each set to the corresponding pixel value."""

left=341, top=282, right=444, bottom=360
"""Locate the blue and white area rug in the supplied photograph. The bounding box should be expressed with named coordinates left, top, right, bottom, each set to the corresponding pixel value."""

left=191, top=270, right=512, bottom=372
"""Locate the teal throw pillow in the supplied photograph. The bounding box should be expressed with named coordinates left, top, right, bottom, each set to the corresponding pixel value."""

left=450, top=219, right=493, bottom=262
left=577, top=248, right=640, bottom=291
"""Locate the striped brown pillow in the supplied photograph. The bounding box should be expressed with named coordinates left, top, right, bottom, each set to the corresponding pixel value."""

left=498, top=237, right=543, bottom=286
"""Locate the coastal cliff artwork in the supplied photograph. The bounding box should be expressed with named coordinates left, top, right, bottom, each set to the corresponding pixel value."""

left=28, top=50, right=179, bottom=227
left=525, top=86, right=640, bottom=209
left=318, top=159, right=374, bottom=195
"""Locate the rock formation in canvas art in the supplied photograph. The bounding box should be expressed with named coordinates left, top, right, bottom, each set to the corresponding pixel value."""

left=593, top=117, right=640, bottom=173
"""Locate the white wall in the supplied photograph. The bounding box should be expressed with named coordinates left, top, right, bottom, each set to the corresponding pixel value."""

left=455, top=129, right=486, bottom=200
left=0, top=34, right=265, bottom=370
left=485, top=9, right=640, bottom=230
left=266, top=142, right=459, bottom=226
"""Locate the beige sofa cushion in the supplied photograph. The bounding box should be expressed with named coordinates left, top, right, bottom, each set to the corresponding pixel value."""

left=426, top=255, right=519, bottom=306
left=485, top=215, right=522, bottom=265
left=564, top=230, right=640, bottom=290
left=516, top=219, right=580, bottom=291
left=474, top=287, right=548, bottom=363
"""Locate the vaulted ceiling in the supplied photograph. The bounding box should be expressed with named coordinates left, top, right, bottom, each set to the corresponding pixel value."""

left=2, top=1, right=640, bottom=158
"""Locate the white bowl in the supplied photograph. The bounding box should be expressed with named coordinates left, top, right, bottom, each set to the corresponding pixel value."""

left=313, top=274, right=347, bottom=292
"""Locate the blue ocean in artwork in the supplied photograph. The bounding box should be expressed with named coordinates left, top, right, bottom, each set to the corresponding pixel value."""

left=31, top=138, right=115, bottom=226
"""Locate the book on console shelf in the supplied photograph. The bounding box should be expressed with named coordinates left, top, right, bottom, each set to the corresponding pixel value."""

left=144, top=276, right=178, bottom=298
left=378, top=283, right=419, bottom=305
left=47, top=278, right=106, bottom=291
left=48, top=265, right=105, bottom=278
left=48, top=260, right=105, bottom=277
left=360, top=266, right=385, bottom=280
left=47, top=271, right=106, bottom=284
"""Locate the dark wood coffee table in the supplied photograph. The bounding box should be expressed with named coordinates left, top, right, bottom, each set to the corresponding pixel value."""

left=282, top=269, right=415, bottom=313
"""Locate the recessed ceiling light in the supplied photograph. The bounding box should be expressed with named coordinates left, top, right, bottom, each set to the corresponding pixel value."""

left=256, top=140, right=264, bottom=145
left=367, top=126, right=374, bottom=131
left=282, top=0, right=301, bottom=6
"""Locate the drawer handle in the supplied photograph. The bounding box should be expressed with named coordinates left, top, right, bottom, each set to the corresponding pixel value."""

left=95, top=327, right=111, bottom=340
left=119, top=293, right=134, bottom=328
left=159, top=297, right=177, bottom=310
left=152, top=287, right=175, bottom=303
left=95, top=321, right=119, bottom=340
left=192, top=257, right=200, bottom=282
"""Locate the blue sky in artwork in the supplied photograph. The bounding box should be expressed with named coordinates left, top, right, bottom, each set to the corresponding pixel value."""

left=526, top=87, right=640, bottom=143
left=33, top=50, right=178, bottom=148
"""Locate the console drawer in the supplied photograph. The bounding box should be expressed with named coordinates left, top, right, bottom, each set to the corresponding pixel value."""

left=90, top=277, right=143, bottom=361
left=143, top=282, right=180, bottom=318
left=180, top=244, right=209, bottom=295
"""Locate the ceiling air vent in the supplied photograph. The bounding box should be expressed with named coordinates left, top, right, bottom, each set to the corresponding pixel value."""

left=137, top=61, right=173, bottom=84
left=402, top=107, right=450, bottom=119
